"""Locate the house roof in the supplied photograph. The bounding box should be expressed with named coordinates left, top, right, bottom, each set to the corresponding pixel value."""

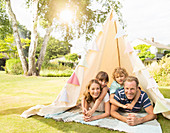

left=138, top=38, right=170, bottom=50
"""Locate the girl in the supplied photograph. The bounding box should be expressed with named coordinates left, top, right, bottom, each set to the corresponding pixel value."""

left=110, top=67, right=141, bottom=109
left=82, top=79, right=110, bottom=122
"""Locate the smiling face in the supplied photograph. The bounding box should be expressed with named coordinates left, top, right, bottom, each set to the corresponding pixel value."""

left=88, top=82, right=101, bottom=100
left=115, top=74, right=126, bottom=85
left=124, top=81, right=137, bottom=100
left=98, top=80, right=108, bottom=88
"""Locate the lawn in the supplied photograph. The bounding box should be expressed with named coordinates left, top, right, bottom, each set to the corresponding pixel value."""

left=0, top=71, right=169, bottom=133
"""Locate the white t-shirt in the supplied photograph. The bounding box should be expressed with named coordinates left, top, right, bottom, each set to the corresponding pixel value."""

left=89, top=93, right=109, bottom=112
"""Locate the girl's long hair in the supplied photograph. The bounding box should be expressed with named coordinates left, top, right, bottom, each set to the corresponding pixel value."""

left=83, top=79, right=101, bottom=104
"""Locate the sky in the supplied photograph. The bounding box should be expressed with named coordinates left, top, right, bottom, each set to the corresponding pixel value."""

left=122, top=0, right=170, bottom=45
left=11, top=0, right=170, bottom=49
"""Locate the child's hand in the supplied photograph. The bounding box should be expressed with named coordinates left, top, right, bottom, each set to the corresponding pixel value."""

left=126, top=104, right=134, bottom=110
left=122, top=104, right=128, bottom=109
left=86, top=109, right=95, bottom=117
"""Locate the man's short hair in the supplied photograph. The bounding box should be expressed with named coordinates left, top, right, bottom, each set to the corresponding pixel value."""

left=124, top=76, right=139, bottom=87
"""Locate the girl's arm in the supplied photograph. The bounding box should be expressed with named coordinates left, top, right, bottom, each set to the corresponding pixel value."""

left=126, top=88, right=141, bottom=109
left=110, top=94, right=127, bottom=109
left=86, top=86, right=108, bottom=116
left=84, top=101, right=110, bottom=122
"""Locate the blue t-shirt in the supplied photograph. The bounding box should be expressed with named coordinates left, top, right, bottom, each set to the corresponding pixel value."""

left=110, top=81, right=123, bottom=95
left=114, top=88, right=152, bottom=112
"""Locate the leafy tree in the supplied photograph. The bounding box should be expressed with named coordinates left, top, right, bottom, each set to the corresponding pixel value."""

left=5, top=0, right=123, bottom=76
left=0, top=34, right=30, bottom=58
left=134, top=44, right=155, bottom=61
left=36, top=36, right=71, bottom=61
left=65, top=53, right=79, bottom=62
left=0, top=0, right=12, bottom=39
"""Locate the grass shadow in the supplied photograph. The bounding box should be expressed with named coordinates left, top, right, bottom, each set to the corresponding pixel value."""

left=0, top=104, right=118, bottom=133
left=0, top=103, right=51, bottom=116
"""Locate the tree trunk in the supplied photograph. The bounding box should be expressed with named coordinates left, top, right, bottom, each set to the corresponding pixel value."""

left=27, top=0, right=39, bottom=76
left=36, top=25, right=53, bottom=76
left=6, top=0, right=28, bottom=75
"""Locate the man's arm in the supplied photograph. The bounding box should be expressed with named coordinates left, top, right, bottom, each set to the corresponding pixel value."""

left=110, top=104, right=127, bottom=123
left=86, top=87, right=108, bottom=116
left=127, top=105, right=157, bottom=126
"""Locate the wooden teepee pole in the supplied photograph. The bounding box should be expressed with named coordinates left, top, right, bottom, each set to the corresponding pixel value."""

left=114, top=21, right=121, bottom=67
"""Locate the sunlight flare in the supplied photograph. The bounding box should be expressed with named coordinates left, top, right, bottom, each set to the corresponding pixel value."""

left=60, top=9, right=73, bottom=24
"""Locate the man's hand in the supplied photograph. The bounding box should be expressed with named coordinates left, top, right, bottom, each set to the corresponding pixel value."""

left=126, top=113, right=140, bottom=126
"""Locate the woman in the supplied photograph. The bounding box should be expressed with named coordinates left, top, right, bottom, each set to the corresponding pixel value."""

left=81, top=79, right=110, bottom=122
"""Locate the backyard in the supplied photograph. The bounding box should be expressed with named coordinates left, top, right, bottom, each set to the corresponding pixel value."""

left=0, top=71, right=169, bottom=133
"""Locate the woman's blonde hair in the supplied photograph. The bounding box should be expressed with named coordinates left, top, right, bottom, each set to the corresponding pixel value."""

left=112, top=67, right=128, bottom=81
left=83, top=79, right=101, bottom=104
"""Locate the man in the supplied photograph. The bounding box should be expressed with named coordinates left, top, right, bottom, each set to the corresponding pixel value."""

left=110, top=76, right=157, bottom=126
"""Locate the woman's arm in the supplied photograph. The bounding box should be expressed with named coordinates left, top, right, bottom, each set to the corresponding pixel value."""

left=84, top=101, right=110, bottom=122
left=86, top=87, right=108, bottom=116
left=81, top=97, right=88, bottom=115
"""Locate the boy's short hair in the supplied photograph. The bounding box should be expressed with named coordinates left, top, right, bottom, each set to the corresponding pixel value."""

left=123, top=76, right=139, bottom=87
left=112, top=67, right=128, bottom=80
left=96, top=71, right=109, bottom=82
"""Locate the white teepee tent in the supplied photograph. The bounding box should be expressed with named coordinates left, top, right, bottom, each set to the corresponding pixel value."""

left=21, top=10, right=170, bottom=119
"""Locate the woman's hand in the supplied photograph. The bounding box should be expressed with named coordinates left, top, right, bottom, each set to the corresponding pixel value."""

left=85, top=109, right=94, bottom=117
left=82, top=108, right=88, bottom=115
left=83, top=115, right=93, bottom=122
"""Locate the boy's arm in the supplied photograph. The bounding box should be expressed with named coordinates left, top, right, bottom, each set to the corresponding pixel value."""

left=127, top=88, right=141, bottom=109
left=110, top=94, right=127, bottom=108
left=86, top=87, right=108, bottom=116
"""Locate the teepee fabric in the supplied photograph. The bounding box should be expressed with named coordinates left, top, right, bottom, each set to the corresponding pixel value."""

left=21, top=9, right=170, bottom=119
left=67, top=72, right=80, bottom=86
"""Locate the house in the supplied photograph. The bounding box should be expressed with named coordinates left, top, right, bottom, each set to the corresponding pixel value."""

left=130, top=38, right=170, bottom=65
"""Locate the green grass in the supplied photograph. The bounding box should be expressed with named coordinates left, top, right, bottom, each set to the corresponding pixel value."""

left=0, top=71, right=169, bottom=133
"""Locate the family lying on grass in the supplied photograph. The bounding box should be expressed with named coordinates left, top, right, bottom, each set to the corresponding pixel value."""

left=81, top=67, right=157, bottom=126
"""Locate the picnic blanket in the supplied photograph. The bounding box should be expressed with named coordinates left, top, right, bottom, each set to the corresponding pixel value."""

left=45, top=107, right=162, bottom=133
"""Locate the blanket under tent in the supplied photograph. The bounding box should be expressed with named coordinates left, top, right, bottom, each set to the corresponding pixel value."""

left=45, top=106, right=162, bottom=133
left=21, top=9, right=170, bottom=132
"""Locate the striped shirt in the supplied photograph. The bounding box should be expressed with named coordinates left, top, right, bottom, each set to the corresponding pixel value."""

left=114, top=88, right=152, bottom=112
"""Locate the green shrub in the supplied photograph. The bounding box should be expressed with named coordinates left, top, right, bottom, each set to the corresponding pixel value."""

left=147, top=55, right=170, bottom=86
left=5, top=58, right=23, bottom=75
left=42, top=62, right=72, bottom=71
left=40, top=61, right=73, bottom=77
left=65, top=53, right=79, bottom=62
left=40, top=69, right=73, bottom=77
